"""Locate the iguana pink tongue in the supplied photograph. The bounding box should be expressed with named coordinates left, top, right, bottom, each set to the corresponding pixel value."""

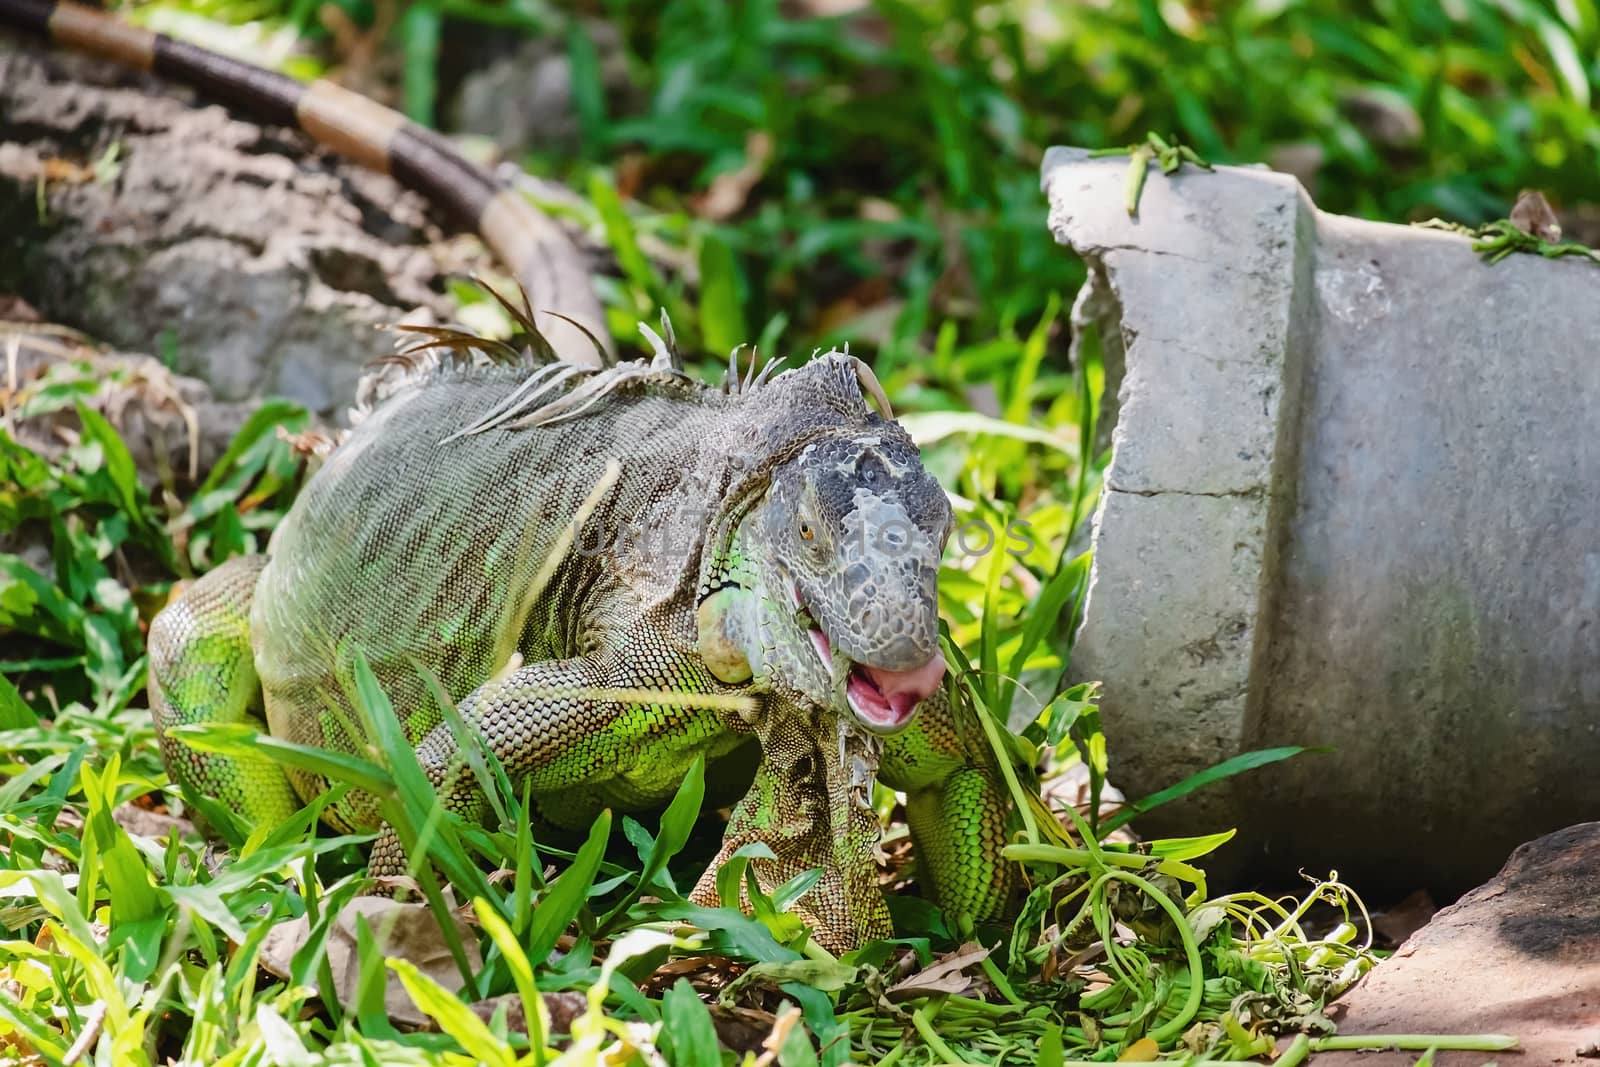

left=847, top=653, right=946, bottom=730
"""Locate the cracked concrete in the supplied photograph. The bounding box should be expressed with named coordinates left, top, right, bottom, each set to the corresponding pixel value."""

left=1043, top=146, right=1600, bottom=893
left=1046, top=146, right=1310, bottom=850
left=1105, top=483, right=1266, bottom=500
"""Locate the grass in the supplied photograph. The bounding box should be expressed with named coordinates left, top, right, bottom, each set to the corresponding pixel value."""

left=4, top=0, right=1586, bottom=1060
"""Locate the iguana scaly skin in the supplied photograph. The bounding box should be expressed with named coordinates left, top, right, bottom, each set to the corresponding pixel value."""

left=147, top=340, right=1021, bottom=949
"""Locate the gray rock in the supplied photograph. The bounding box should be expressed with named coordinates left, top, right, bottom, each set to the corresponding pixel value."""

left=1043, top=146, right=1600, bottom=894
left=0, top=38, right=491, bottom=418
left=448, top=20, right=630, bottom=158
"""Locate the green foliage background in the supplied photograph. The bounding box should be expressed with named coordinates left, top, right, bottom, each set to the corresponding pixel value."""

left=149, top=0, right=1600, bottom=367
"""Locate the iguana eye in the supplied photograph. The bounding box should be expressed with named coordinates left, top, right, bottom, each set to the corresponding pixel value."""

left=799, top=523, right=815, bottom=541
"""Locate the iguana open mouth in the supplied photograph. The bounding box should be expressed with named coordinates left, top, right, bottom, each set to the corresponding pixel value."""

left=845, top=654, right=946, bottom=730
left=796, top=585, right=944, bottom=730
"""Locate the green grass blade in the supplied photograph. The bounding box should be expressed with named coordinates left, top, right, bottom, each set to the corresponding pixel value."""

left=661, top=979, right=720, bottom=1067
left=589, top=173, right=659, bottom=311
left=1099, top=747, right=1313, bottom=835
left=566, top=19, right=609, bottom=154
left=474, top=898, right=547, bottom=1065
left=170, top=724, right=394, bottom=798
left=1001, top=551, right=1089, bottom=720
left=389, top=957, right=513, bottom=1067
left=716, top=841, right=777, bottom=910
left=598, top=754, right=703, bottom=933
left=527, top=808, right=611, bottom=966
left=397, top=4, right=441, bottom=126
left=698, top=232, right=747, bottom=356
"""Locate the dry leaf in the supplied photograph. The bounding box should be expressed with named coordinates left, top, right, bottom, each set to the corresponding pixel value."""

left=1059, top=940, right=1107, bottom=974
left=1118, top=1036, right=1160, bottom=1061
left=857, top=197, right=902, bottom=223
left=886, top=941, right=990, bottom=1000
left=61, top=1000, right=106, bottom=1066
left=1510, top=190, right=1561, bottom=242
left=709, top=1005, right=779, bottom=1056
left=643, top=954, right=743, bottom=996
left=40, top=157, right=94, bottom=184
left=755, top=1004, right=804, bottom=1067
left=1039, top=944, right=1058, bottom=984
left=258, top=896, right=482, bottom=1029
left=276, top=424, right=343, bottom=460
left=692, top=132, right=774, bottom=221
left=112, top=801, right=194, bottom=843
left=0, top=296, right=42, bottom=322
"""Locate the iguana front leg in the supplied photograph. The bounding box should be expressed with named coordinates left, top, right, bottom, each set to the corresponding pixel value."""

left=369, top=647, right=726, bottom=879
left=879, top=688, right=1021, bottom=928
left=368, top=650, right=891, bottom=952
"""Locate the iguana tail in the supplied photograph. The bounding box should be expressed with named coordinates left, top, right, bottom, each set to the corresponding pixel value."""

left=0, top=0, right=610, bottom=364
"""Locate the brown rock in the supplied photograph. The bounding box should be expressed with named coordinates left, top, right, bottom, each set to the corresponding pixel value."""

left=1316, top=822, right=1600, bottom=1066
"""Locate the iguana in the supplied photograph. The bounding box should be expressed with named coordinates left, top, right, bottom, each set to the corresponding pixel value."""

left=149, top=320, right=1020, bottom=950
left=2, top=0, right=1025, bottom=950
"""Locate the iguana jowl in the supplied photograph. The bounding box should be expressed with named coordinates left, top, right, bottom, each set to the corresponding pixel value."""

left=148, top=330, right=1019, bottom=949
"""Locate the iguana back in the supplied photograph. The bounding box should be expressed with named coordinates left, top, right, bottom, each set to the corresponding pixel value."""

left=253, top=361, right=739, bottom=822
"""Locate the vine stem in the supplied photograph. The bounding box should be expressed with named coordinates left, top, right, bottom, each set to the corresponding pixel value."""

left=1092, top=870, right=1205, bottom=1045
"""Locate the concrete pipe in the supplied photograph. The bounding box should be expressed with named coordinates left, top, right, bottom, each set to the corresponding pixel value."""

left=1043, top=147, right=1600, bottom=895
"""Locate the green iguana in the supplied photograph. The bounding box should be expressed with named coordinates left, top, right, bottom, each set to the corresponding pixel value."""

left=2, top=0, right=1027, bottom=950
left=148, top=317, right=1020, bottom=950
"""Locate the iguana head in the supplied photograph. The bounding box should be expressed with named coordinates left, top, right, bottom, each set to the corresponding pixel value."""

left=697, top=353, right=953, bottom=734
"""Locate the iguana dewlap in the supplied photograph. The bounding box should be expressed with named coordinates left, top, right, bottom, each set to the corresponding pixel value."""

left=147, top=340, right=1019, bottom=949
